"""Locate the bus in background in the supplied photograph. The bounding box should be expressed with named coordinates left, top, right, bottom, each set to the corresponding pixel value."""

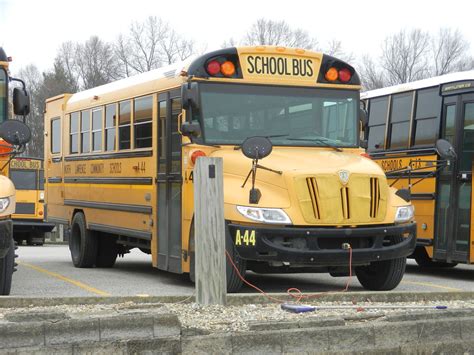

left=362, top=71, right=474, bottom=268
left=0, top=47, right=31, bottom=295
left=10, top=157, right=54, bottom=246
left=44, top=47, right=416, bottom=292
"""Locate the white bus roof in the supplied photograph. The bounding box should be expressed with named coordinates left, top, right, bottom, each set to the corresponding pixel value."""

left=67, top=57, right=196, bottom=106
left=361, top=70, right=474, bottom=99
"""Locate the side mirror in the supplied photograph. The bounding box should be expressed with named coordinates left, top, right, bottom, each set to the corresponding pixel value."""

left=181, top=121, right=201, bottom=138
left=0, top=120, right=31, bottom=146
left=181, top=82, right=200, bottom=110
left=435, top=139, right=457, bottom=160
left=13, top=87, right=30, bottom=116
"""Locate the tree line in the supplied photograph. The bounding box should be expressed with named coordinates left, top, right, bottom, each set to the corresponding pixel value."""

left=13, top=17, right=474, bottom=157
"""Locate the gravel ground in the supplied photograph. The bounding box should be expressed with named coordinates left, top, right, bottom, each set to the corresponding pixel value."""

left=1, top=299, right=473, bottom=333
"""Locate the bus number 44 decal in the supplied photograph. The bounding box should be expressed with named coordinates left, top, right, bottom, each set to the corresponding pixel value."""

left=235, top=230, right=256, bottom=246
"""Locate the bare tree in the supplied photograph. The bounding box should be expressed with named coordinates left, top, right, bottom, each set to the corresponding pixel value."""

left=431, top=28, right=470, bottom=75
left=75, top=36, right=121, bottom=89
left=357, top=55, right=386, bottom=90
left=325, top=39, right=354, bottom=62
left=381, top=29, right=430, bottom=85
left=15, top=65, right=44, bottom=157
left=115, top=16, right=195, bottom=75
left=243, top=18, right=318, bottom=50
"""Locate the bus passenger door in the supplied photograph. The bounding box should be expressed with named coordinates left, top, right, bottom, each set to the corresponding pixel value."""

left=156, top=91, right=183, bottom=272
left=435, top=94, right=473, bottom=263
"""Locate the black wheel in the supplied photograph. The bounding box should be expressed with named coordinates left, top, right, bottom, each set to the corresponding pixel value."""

left=188, top=222, right=246, bottom=292
left=96, top=233, right=118, bottom=268
left=0, top=237, right=15, bottom=295
left=355, top=235, right=406, bottom=291
left=69, top=213, right=97, bottom=268
left=413, top=247, right=457, bottom=268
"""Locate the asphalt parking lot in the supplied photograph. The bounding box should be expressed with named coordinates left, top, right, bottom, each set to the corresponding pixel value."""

left=10, top=244, right=474, bottom=297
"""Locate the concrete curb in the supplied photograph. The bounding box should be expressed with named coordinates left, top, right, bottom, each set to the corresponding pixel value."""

left=1, top=311, right=472, bottom=354
left=0, top=291, right=473, bottom=308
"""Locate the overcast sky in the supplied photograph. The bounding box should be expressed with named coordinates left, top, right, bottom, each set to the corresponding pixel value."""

left=1, top=0, right=474, bottom=73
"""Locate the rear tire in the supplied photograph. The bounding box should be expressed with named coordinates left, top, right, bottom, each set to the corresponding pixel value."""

left=188, top=222, right=246, bottom=292
left=0, top=237, right=14, bottom=295
left=69, top=213, right=97, bottom=268
left=355, top=235, right=406, bottom=291
left=413, top=247, right=457, bottom=268
left=96, top=233, right=118, bottom=268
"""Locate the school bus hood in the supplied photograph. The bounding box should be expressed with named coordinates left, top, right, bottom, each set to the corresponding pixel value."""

left=211, top=147, right=385, bottom=189
left=211, top=147, right=389, bottom=224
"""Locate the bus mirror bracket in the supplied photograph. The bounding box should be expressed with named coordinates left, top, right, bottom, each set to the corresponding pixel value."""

left=359, top=107, right=368, bottom=141
left=182, top=82, right=200, bottom=110
left=181, top=121, right=201, bottom=138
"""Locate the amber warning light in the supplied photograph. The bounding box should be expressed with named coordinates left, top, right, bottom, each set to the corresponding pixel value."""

left=324, top=67, right=352, bottom=83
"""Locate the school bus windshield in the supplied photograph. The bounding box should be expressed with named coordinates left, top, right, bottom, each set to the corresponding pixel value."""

left=0, top=68, right=7, bottom=124
left=198, top=83, right=358, bottom=147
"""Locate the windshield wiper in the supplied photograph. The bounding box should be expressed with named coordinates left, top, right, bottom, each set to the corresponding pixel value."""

left=286, top=137, right=343, bottom=152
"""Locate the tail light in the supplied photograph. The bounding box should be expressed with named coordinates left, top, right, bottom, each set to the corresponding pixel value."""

left=339, top=68, right=352, bottom=83
left=325, top=67, right=338, bottom=82
left=206, top=60, right=221, bottom=76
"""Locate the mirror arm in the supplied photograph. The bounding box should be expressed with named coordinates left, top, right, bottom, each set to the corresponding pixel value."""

left=9, top=77, right=27, bottom=90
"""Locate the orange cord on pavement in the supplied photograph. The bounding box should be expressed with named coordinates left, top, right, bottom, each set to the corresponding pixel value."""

left=225, top=246, right=353, bottom=304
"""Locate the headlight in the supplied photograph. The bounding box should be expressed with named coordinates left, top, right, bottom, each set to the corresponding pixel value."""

left=394, top=205, right=414, bottom=223
left=0, top=197, right=10, bottom=213
left=236, top=206, right=292, bottom=224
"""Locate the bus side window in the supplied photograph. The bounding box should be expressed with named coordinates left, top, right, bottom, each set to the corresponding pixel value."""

left=81, top=110, right=91, bottom=153
left=388, top=92, right=412, bottom=150
left=119, top=100, right=131, bottom=150
left=70, top=112, right=79, bottom=154
left=92, top=107, right=102, bottom=152
left=134, top=95, right=153, bottom=148
left=412, top=88, right=441, bottom=147
left=105, top=104, right=116, bottom=151
left=367, top=96, right=389, bottom=151
left=51, top=117, right=61, bottom=154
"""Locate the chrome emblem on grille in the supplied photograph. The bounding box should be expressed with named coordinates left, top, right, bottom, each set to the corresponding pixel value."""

left=338, top=170, right=350, bottom=185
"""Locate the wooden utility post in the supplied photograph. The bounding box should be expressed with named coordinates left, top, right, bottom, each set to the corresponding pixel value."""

left=194, top=157, right=226, bottom=305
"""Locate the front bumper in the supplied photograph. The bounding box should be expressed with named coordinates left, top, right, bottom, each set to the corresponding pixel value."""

left=13, top=220, right=55, bottom=233
left=228, top=222, right=416, bottom=266
left=0, top=218, right=13, bottom=258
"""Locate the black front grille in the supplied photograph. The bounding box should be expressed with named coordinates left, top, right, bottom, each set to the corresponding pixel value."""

left=15, top=203, right=35, bottom=215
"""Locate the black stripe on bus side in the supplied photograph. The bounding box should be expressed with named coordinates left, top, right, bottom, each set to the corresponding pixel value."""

left=64, top=150, right=153, bottom=162
left=48, top=177, right=63, bottom=183
left=386, top=172, right=437, bottom=179
left=52, top=157, right=62, bottom=163
left=88, top=223, right=152, bottom=241
left=370, top=149, right=437, bottom=159
left=64, top=199, right=152, bottom=214
left=411, top=193, right=436, bottom=200
left=63, top=177, right=153, bottom=185
left=47, top=217, right=69, bottom=225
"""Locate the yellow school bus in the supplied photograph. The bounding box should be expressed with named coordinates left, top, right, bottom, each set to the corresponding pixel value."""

left=362, top=71, right=474, bottom=267
left=9, top=157, right=54, bottom=245
left=0, top=47, right=32, bottom=294
left=44, top=47, right=416, bottom=292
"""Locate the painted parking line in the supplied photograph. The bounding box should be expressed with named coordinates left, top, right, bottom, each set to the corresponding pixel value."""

left=18, top=262, right=111, bottom=296
left=402, top=280, right=463, bottom=292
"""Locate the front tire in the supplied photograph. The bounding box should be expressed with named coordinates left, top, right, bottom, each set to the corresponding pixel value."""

left=0, top=237, right=15, bottom=295
left=69, top=212, right=97, bottom=268
left=413, top=247, right=457, bottom=268
left=96, top=233, right=118, bottom=268
left=355, top=235, right=407, bottom=291
left=188, top=222, right=246, bottom=292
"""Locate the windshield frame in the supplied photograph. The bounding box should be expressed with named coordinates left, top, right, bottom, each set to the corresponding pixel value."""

left=0, top=67, right=7, bottom=124
left=192, top=82, right=361, bottom=148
